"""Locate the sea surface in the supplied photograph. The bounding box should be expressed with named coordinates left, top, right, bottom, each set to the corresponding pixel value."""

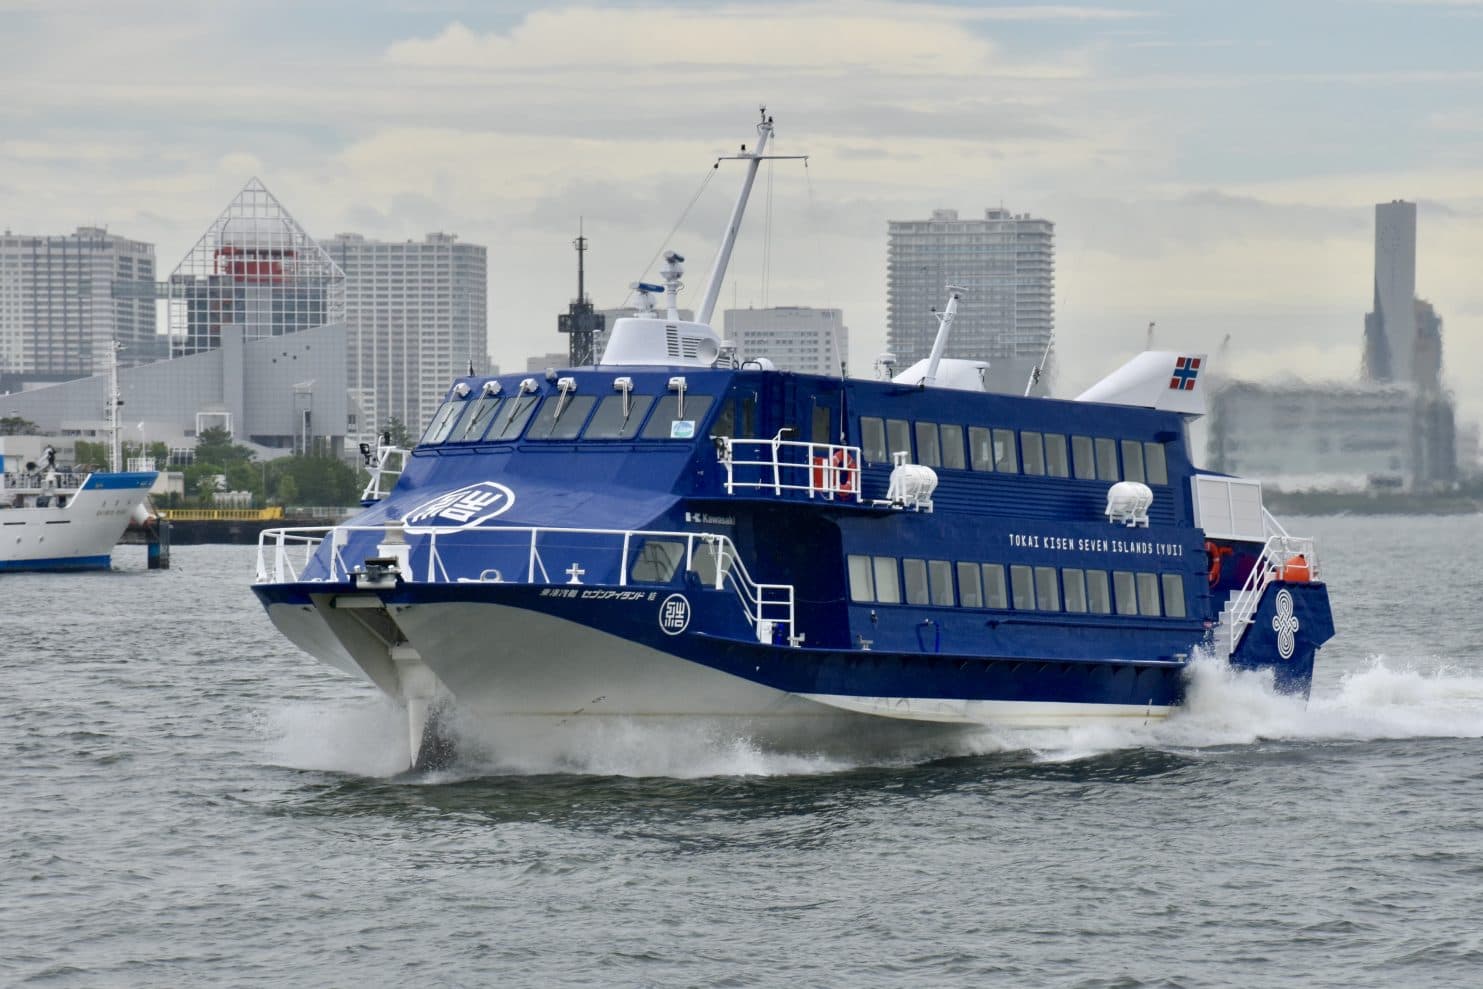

left=3, top=515, right=1483, bottom=988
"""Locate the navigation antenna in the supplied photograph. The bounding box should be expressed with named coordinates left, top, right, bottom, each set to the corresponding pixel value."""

left=558, top=219, right=605, bottom=366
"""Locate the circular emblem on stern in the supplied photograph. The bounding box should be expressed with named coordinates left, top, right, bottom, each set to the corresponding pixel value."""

left=1272, top=589, right=1300, bottom=660
left=659, top=593, right=691, bottom=635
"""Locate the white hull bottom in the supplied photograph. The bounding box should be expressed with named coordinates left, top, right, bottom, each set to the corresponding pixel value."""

left=265, top=596, right=1174, bottom=765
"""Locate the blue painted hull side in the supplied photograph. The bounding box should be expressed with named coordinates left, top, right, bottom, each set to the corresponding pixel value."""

left=0, top=554, right=111, bottom=573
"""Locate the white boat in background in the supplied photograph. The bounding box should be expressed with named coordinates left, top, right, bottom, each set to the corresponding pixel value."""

left=0, top=459, right=156, bottom=572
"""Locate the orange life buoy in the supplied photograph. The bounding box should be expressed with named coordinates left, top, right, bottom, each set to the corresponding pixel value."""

left=1205, top=540, right=1233, bottom=586
left=830, top=449, right=857, bottom=498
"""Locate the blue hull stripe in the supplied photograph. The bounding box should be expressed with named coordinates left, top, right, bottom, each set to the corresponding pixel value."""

left=0, top=554, right=111, bottom=573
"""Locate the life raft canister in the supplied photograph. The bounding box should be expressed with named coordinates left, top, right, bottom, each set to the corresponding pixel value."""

left=1278, top=554, right=1311, bottom=583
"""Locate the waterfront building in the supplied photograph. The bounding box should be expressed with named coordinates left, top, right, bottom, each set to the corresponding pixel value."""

left=886, top=208, right=1053, bottom=392
left=0, top=226, right=157, bottom=384
left=526, top=353, right=570, bottom=373
left=322, top=232, right=487, bottom=441
left=723, top=306, right=848, bottom=376
left=1362, top=200, right=1418, bottom=383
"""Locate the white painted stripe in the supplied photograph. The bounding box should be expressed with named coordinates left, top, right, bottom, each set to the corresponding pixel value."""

left=798, top=693, right=1172, bottom=726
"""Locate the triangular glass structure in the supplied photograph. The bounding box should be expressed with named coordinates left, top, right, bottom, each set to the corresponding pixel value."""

left=168, top=177, right=345, bottom=357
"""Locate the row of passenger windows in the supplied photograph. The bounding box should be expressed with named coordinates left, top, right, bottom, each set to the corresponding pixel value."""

left=857, top=417, right=1169, bottom=485
left=421, top=392, right=716, bottom=445
left=847, top=555, right=1188, bottom=618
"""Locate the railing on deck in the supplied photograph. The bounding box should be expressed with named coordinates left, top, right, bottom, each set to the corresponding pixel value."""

left=1224, top=508, right=1319, bottom=655
left=256, top=523, right=798, bottom=646
left=716, top=432, right=862, bottom=502
left=360, top=445, right=409, bottom=503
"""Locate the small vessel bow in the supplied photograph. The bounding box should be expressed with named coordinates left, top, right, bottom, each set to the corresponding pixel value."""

left=251, top=112, right=1335, bottom=769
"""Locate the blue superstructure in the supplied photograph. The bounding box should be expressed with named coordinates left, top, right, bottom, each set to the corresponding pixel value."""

left=250, top=113, right=1334, bottom=768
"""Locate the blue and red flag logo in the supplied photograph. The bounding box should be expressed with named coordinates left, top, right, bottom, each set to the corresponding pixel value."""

left=1169, top=356, right=1201, bottom=391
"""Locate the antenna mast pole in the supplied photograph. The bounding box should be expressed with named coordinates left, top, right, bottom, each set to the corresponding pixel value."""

left=696, top=109, right=773, bottom=327
left=109, top=339, right=122, bottom=472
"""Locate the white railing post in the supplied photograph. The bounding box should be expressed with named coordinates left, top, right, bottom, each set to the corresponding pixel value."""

left=620, top=532, right=631, bottom=587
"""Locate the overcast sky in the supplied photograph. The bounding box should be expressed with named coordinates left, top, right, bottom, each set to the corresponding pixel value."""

left=2, top=0, right=1479, bottom=418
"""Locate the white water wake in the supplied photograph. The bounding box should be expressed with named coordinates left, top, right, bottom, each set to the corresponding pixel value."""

left=261, top=657, right=1483, bottom=779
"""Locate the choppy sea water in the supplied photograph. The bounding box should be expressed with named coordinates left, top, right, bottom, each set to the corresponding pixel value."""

left=4, top=516, right=1483, bottom=988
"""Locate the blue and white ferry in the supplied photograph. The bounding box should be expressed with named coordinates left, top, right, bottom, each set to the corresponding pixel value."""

left=252, top=114, right=1335, bottom=767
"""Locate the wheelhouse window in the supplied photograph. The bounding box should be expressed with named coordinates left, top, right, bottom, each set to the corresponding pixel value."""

left=486, top=393, right=540, bottom=441
left=1095, top=438, right=1119, bottom=481
left=453, top=396, right=503, bottom=442
left=873, top=556, right=901, bottom=604
left=710, top=393, right=757, bottom=440
left=420, top=400, right=466, bottom=445
left=983, top=564, right=1009, bottom=608
left=1034, top=566, right=1060, bottom=611
left=1010, top=565, right=1035, bottom=610
left=1144, top=442, right=1169, bottom=485
left=886, top=419, right=911, bottom=462
left=1072, top=435, right=1096, bottom=480
left=914, top=422, right=941, bottom=468
left=1063, top=568, right=1088, bottom=613
left=528, top=394, right=596, bottom=440
left=585, top=394, right=654, bottom=439
left=1120, top=440, right=1146, bottom=484
left=860, top=417, right=887, bottom=463
left=969, top=427, right=994, bottom=471
left=903, top=558, right=930, bottom=605
left=1113, top=570, right=1137, bottom=616
left=1021, top=431, right=1045, bottom=476
left=641, top=395, right=714, bottom=439
left=1161, top=573, right=1187, bottom=618
left=993, top=429, right=1019, bottom=473
left=1085, top=570, right=1112, bottom=614
left=929, top=560, right=954, bottom=606
left=940, top=425, right=966, bottom=470
left=957, top=562, right=983, bottom=607
left=1044, top=434, right=1070, bottom=478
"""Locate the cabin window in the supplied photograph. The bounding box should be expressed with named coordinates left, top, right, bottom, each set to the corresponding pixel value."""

left=1035, top=566, right=1060, bottom=612
left=1044, top=434, right=1070, bottom=478
left=929, top=560, right=955, bottom=606
left=886, top=419, right=912, bottom=462
left=860, top=417, right=887, bottom=463
left=982, top=564, right=1009, bottom=608
left=1161, top=573, right=1187, bottom=618
left=1113, top=570, right=1138, bottom=616
left=485, top=393, right=540, bottom=441
left=968, top=427, right=994, bottom=471
left=1021, top=431, right=1045, bottom=476
left=957, top=562, right=983, bottom=607
left=993, top=429, right=1019, bottom=473
left=453, top=396, right=503, bottom=442
left=737, top=394, right=757, bottom=437
left=1144, top=442, right=1169, bottom=485
left=1072, top=435, right=1096, bottom=480
left=689, top=542, right=733, bottom=587
left=940, top=425, right=966, bottom=470
left=1062, top=568, right=1088, bottom=613
left=873, top=556, right=901, bottom=604
left=1120, top=440, right=1146, bottom=484
left=847, top=554, right=874, bottom=602
left=585, top=394, right=654, bottom=439
left=1095, top=438, right=1119, bottom=481
left=629, top=539, right=685, bottom=583
left=903, top=558, right=930, bottom=605
left=709, top=399, right=735, bottom=439
left=1137, top=572, right=1162, bottom=617
left=811, top=405, right=831, bottom=445
left=1085, top=569, right=1112, bottom=614
left=641, top=395, right=714, bottom=439
left=1085, top=572, right=1109, bottom=610
left=914, top=422, right=941, bottom=467
left=420, top=400, right=466, bottom=445
left=528, top=394, right=596, bottom=440
left=1010, top=565, right=1035, bottom=610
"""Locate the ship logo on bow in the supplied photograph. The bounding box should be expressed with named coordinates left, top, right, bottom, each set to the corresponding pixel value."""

left=403, top=482, right=516, bottom=528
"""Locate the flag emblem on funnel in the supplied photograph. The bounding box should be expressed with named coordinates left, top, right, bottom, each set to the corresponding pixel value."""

left=1169, top=356, right=1201, bottom=391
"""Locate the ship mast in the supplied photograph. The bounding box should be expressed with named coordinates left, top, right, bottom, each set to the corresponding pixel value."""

left=923, top=286, right=966, bottom=386
left=108, top=338, right=122, bottom=473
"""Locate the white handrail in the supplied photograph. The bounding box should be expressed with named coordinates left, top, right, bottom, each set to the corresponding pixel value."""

left=1225, top=532, right=1318, bottom=654
left=359, top=445, right=409, bottom=503
left=255, top=522, right=798, bottom=645
left=717, top=436, right=862, bottom=501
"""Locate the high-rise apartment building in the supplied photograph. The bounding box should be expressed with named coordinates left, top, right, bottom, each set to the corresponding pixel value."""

left=887, top=208, right=1054, bottom=377
left=1363, top=200, right=1419, bottom=383
left=0, top=226, right=156, bottom=380
left=322, top=232, right=487, bottom=440
left=723, top=306, right=848, bottom=376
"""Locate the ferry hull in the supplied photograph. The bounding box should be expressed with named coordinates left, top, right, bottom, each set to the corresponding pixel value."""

left=0, top=472, right=155, bottom=573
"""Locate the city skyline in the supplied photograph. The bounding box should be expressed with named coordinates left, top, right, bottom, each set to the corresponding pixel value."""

left=2, top=0, right=1479, bottom=420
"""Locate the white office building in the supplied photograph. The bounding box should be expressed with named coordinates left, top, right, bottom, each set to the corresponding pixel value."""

left=322, top=232, right=488, bottom=440
left=0, top=226, right=157, bottom=384
left=887, top=208, right=1054, bottom=392
left=723, top=306, right=848, bottom=376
